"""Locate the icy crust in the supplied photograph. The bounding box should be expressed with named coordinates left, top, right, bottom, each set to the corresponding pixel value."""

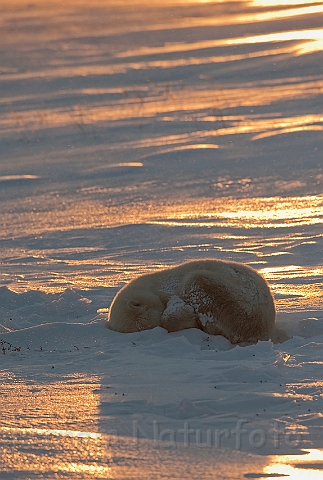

left=198, top=312, right=215, bottom=327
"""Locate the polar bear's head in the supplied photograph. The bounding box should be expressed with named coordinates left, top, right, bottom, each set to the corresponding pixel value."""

left=107, top=288, right=165, bottom=333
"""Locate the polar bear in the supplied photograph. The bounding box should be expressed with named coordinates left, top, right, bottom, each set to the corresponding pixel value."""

left=107, top=259, right=276, bottom=344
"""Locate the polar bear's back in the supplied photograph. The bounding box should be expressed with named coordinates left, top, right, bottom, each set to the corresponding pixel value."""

left=170, top=260, right=275, bottom=343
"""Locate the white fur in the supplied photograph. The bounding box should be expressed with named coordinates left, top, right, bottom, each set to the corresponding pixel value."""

left=107, top=259, right=276, bottom=344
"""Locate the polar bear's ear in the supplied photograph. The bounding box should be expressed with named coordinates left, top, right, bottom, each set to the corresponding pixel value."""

left=128, top=299, right=146, bottom=312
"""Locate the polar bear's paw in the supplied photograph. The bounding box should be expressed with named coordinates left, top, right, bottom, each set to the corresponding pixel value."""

left=161, top=295, right=199, bottom=332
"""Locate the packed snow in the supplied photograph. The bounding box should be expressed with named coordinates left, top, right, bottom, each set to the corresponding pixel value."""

left=0, top=0, right=323, bottom=478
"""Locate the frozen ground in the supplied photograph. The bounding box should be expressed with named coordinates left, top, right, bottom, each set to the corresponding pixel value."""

left=0, top=0, right=323, bottom=478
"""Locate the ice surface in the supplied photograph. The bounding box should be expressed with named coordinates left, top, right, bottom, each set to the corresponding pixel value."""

left=0, top=0, right=323, bottom=478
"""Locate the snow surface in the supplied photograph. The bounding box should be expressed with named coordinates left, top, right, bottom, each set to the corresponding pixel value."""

left=0, top=0, right=323, bottom=478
